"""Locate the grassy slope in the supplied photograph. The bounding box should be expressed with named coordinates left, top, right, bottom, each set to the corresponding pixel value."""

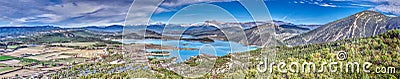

left=52, top=30, right=400, bottom=78
left=229, top=29, right=400, bottom=78
left=0, top=55, right=40, bottom=63
left=0, top=67, right=15, bottom=72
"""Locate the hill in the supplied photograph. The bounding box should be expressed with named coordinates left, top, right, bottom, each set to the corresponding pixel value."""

left=0, top=26, right=63, bottom=39
left=212, top=29, right=400, bottom=78
left=5, top=30, right=120, bottom=44
left=284, top=10, right=400, bottom=46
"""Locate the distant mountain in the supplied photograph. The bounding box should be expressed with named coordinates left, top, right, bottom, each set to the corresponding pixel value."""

left=204, top=20, right=263, bottom=29
left=123, top=29, right=162, bottom=39
left=5, top=30, right=120, bottom=44
left=189, top=20, right=319, bottom=45
left=284, top=10, right=400, bottom=46
left=205, top=11, right=398, bottom=46
left=273, top=21, right=320, bottom=40
left=0, top=20, right=319, bottom=46
left=0, top=26, right=63, bottom=39
left=84, top=25, right=124, bottom=33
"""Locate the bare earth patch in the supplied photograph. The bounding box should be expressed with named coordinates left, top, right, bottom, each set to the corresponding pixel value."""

left=0, top=60, right=21, bottom=66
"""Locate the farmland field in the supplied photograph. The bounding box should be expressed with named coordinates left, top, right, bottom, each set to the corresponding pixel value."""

left=0, top=60, right=20, bottom=66
left=7, top=46, right=18, bottom=49
left=4, top=46, right=45, bottom=57
left=0, top=67, right=15, bottom=72
left=51, top=42, right=97, bottom=47
left=0, top=56, right=40, bottom=64
left=0, top=56, right=14, bottom=61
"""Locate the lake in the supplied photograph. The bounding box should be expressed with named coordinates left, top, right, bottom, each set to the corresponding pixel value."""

left=118, top=39, right=258, bottom=62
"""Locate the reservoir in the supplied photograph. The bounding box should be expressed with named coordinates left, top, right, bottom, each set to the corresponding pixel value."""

left=118, top=39, right=258, bottom=62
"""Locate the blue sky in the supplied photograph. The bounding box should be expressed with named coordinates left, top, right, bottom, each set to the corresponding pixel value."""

left=0, top=0, right=399, bottom=27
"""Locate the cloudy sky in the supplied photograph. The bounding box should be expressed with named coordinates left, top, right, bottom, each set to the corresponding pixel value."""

left=0, top=0, right=398, bottom=27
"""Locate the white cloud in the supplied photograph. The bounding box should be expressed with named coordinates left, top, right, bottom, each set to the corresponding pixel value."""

left=304, top=1, right=339, bottom=7
left=0, top=0, right=135, bottom=26
left=319, top=3, right=338, bottom=7
left=368, top=0, right=400, bottom=15
left=370, top=4, right=400, bottom=15
left=4, top=0, right=396, bottom=27
left=15, top=14, right=63, bottom=23
left=125, top=0, right=238, bottom=25
left=161, top=0, right=236, bottom=7
left=293, top=0, right=400, bottom=16
left=0, top=0, right=240, bottom=27
left=350, top=4, right=374, bottom=7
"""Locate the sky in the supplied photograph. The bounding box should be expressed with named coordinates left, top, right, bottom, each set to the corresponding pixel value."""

left=0, top=0, right=399, bottom=27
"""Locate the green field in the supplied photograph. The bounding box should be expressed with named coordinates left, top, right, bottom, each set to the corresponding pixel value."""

left=0, top=67, right=15, bottom=72
left=7, top=45, right=19, bottom=49
left=0, top=56, right=15, bottom=61
left=0, top=55, right=40, bottom=63
left=42, top=57, right=87, bottom=64
left=0, top=63, right=9, bottom=66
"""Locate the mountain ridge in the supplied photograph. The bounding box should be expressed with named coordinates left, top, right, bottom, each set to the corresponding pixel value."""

left=284, top=10, right=400, bottom=46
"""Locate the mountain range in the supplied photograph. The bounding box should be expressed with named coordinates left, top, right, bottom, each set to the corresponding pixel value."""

left=1, top=10, right=397, bottom=47
left=0, top=26, right=63, bottom=39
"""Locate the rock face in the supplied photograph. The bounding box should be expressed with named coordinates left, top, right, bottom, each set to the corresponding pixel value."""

left=241, top=23, right=284, bottom=46
left=284, top=10, right=400, bottom=46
